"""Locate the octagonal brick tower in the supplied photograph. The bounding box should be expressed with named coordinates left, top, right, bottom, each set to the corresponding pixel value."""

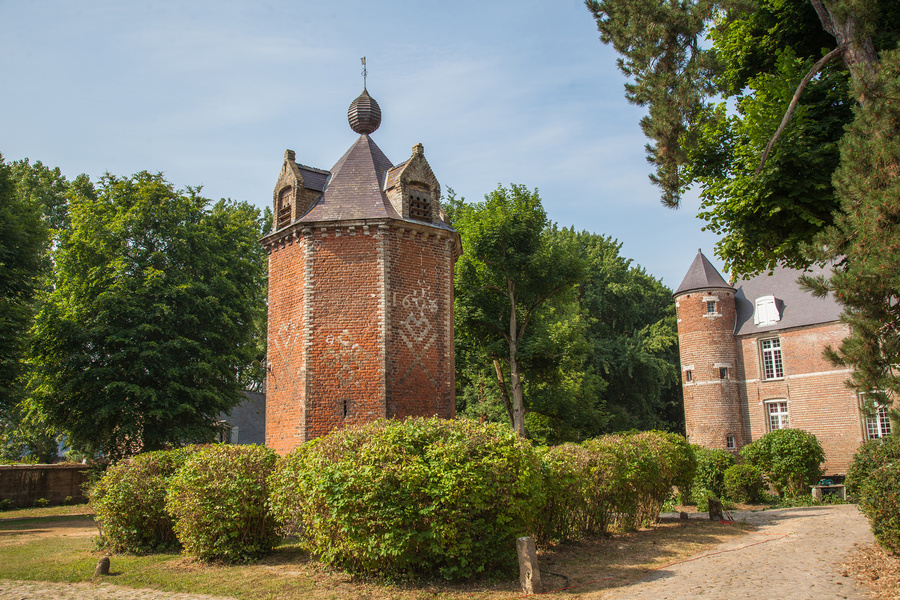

left=674, top=250, right=745, bottom=452
left=261, top=88, right=460, bottom=454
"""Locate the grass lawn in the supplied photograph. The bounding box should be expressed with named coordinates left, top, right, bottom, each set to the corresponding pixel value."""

left=0, top=506, right=750, bottom=599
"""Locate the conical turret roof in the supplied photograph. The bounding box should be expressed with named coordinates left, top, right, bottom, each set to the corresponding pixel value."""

left=298, top=134, right=400, bottom=222
left=674, top=249, right=732, bottom=295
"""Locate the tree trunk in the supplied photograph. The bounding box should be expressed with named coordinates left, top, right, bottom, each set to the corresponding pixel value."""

left=493, top=359, right=515, bottom=427
left=811, top=0, right=878, bottom=82
left=507, top=280, right=526, bottom=437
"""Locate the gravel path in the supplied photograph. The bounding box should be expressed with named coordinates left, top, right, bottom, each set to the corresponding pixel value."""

left=0, top=580, right=234, bottom=600
left=0, top=504, right=876, bottom=599
left=599, top=504, right=874, bottom=600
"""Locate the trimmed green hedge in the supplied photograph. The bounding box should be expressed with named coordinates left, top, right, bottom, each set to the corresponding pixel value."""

left=723, top=464, right=765, bottom=503
left=845, top=435, right=900, bottom=499
left=741, top=429, right=824, bottom=498
left=269, top=417, right=543, bottom=579
left=166, top=444, right=279, bottom=563
left=90, top=448, right=194, bottom=553
left=858, top=462, right=900, bottom=555
left=690, top=446, right=735, bottom=509
left=535, top=431, right=694, bottom=540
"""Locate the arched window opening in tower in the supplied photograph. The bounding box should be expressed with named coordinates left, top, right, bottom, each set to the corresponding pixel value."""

left=277, top=187, right=292, bottom=229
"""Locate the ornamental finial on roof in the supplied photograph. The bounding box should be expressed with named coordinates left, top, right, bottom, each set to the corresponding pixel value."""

left=348, top=57, right=382, bottom=135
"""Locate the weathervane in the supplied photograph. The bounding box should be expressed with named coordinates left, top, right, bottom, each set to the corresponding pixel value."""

left=361, top=57, right=367, bottom=90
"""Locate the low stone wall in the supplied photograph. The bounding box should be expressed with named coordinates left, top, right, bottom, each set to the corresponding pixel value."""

left=0, top=464, right=91, bottom=507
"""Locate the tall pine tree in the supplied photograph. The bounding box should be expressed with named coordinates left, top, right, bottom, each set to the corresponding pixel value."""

left=800, top=48, right=900, bottom=427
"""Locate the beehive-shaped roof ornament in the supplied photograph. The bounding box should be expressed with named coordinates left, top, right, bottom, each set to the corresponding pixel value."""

left=348, top=88, right=382, bottom=135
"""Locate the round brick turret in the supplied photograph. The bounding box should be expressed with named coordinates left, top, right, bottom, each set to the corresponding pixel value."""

left=674, top=250, right=744, bottom=452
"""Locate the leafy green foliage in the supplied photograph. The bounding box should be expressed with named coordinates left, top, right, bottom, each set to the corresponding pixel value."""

left=723, top=463, right=765, bottom=503
left=165, top=444, right=279, bottom=563
left=455, top=224, right=682, bottom=440
left=586, top=0, right=900, bottom=275
left=269, top=418, right=543, bottom=579
left=566, top=229, right=682, bottom=432
left=90, top=448, right=194, bottom=553
left=689, top=446, right=735, bottom=508
left=858, top=462, right=900, bottom=555
left=0, top=157, right=71, bottom=462
left=800, top=48, right=900, bottom=408
left=691, top=53, right=851, bottom=274
left=28, top=172, right=267, bottom=461
left=582, top=431, right=694, bottom=530
left=845, top=435, right=900, bottom=499
left=532, top=443, right=615, bottom=544
left=0, top=155, right=47, bottom=411
left=454, top=185, right=584, bottom=435
left=741, top=429, right=824, bottom=498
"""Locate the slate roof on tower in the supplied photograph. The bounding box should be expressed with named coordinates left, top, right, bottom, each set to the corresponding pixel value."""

left=674, top=250, right=733, bottom=295
left=297, top=134, right=400, bottom=222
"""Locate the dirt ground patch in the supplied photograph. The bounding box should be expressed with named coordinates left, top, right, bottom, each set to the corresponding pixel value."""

left=844, top=543, right=900, bottom=600
left=0, top=515, right=96, bottom=546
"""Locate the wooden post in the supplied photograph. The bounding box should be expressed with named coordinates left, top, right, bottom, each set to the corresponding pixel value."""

left=516, top=536, right=542, bottom=595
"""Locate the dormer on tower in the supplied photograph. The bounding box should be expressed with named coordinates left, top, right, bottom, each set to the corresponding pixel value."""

left=384, top=143, right=444, bottom=225
left=272, top=149, right=329, bottom=231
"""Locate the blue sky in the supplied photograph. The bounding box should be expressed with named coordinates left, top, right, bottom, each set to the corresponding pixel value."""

left=1, top=0, right=726, bottom=288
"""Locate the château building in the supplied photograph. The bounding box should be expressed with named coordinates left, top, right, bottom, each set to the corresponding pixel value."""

left=674, top=250, right=893, bottom=474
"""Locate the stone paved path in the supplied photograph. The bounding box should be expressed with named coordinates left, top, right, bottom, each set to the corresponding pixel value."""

left=0, top=504, right=876, bottom=599
left=598, top=504, right=874, bottom=600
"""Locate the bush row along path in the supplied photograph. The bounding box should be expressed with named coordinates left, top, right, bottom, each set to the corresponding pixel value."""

left=0, top=504, right=877, bottom=600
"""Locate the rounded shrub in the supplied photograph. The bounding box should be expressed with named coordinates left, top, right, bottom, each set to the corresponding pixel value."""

left=845, top=435, right=900, bottom=499
left=166, top=444, right=279, bottom=563
left=690, top=446, right=735, bottom=508
left=741, top=429, right=824, bottom=498
left=723, top=464, right=765, bottom=503
left=532, top=442, right=615, bottom=544
left=532, top=444, right=590, bottom=544
left=268, top=417, right=543, bottom=579
left=858, top=462, right=900, bottom=555
left=582, top=431, right=693, bottom=530
left=90, top=448, right=193, bottom=553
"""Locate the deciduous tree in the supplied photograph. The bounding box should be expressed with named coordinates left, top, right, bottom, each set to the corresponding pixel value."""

left=29, top=172, right=267, bottom=461
left=586, top=0, right=900, bottom=275
left=0, top=155, right=47, bottom=410
left=454, top=185, right=584, bottom=436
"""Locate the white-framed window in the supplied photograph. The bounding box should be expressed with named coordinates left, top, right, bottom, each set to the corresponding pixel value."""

left=707, top=300, right=716, bottom=314
left=760, top=338, right=784, bottom=380
left=765, top=400, right=789, bottom=431
left=754, top=295, right=781, bottom=326
left=866, top=404, right=893, bottom=439
left=726, top=435, right=736, bottom=450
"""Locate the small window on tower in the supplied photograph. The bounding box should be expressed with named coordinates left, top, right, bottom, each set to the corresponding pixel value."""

left=719, top=367, right=729, bottom=380
left=685, top=370, right=693, bottom=382
left=276, top=187, right=292, bottom=229
left=707, top=300, right=716, bottom=314
left=726, top=435, right=736, bottom=450
left=408, top=188, right=432, bottom=222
